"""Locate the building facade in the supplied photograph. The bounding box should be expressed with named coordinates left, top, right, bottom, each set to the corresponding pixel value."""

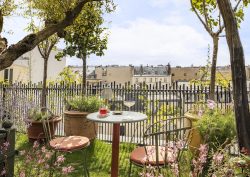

left=132, top=65, right=171, bottom=85
left=171, top=66, right=201, bottom=83
left=95, top=65, right=134, bottom=85
left=0, top=47, right=66, bottom=83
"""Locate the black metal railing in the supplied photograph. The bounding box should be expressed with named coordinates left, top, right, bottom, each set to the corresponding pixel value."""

left=0, top=82, right=242, bottom=144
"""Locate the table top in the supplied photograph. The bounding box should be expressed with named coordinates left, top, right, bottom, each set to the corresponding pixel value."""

left=86, top=111, right=148, bottom=123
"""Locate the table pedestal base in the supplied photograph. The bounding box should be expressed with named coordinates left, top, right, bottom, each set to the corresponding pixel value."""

left=111, top=123, right=120, bottom=177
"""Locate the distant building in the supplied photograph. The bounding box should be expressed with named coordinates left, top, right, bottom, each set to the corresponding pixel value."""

left=245, top=66, right=250, bottom=81
left=68, top=65, right=101, bottom=85
left=95, top=65, right=134, bottom=85
left=171, top=66, right=201, bottom=83
left=132, top=64, right=171, bottom=85
left=0, top=57, right=29, bottom=83
left=0, top=47, right=66, bottom=83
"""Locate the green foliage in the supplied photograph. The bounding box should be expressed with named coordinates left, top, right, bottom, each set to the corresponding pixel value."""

left=26, top=0, right=76, bottom=22
left=56, top=67, right=81, bottom=86
left=65, top=96, right=103, bottom=112
left=156, top=103, right=180, bottom=118
left=190, top=59, right=231, bottom=87
left=56, top=1, right=115, bottom=61
left=138, top=92, right=180, bottom=124
left=15, top=134, right=193, bottom=177
left=195, top=107, right=236, bottom=150
left=28, top=107, right=54, bottom=121
left=0, top=0, right=17, bottom=16
left=0, top=0, right=17, bottom=33
left=191, top=0, right=249, bottom=30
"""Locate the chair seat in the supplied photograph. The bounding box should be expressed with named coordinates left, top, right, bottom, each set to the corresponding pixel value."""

left=130, top=146, right=175, bottom=166
left=50, top=136, right=90, bottom=152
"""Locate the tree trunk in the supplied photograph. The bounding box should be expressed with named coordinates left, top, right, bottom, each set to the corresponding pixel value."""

left=82, top=53, right=87, bottom=96
left=209, top=35, right=219, bottom=100
left=217, top=0, right=250, bottom=151
left=41, top=57, right=48, bottom=108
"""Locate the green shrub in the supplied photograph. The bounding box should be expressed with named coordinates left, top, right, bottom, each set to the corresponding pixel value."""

left=28, top=107, right=54, bottom=121
left=65, top=96, right=103, bottom=113
left=195, top=102, right=236, bottom=150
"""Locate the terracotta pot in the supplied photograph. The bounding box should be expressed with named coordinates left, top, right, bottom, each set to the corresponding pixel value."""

left=64, top=111, right=97, bottom=140
left=26, top=116, right=61, bottom=141
left=184, top=112, right=203, bottom=152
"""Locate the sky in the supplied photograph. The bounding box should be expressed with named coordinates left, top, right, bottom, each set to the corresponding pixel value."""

left=3, top=0, right=250, bottom=67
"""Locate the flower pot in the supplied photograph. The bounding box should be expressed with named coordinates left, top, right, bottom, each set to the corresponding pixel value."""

left=184, top=112, right=203, bottom=152
left=64, top=111, right=97, bottom=140
left=26, top=116, right=61, bottom=141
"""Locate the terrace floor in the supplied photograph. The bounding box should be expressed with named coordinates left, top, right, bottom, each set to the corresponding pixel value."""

left=15, top=133, right=193, bottom=177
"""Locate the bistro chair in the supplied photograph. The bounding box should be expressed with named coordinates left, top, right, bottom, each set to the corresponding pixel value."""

left=128, top=116, right=192, bottom=176
left=49, top=136, right=90, bottom=177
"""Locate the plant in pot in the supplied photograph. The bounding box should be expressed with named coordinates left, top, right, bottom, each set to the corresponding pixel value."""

left=25, top=106, right=61, bottom=142
left=64, top=96, right=103, bottom=140
left=184, top=100, right=207, bottom=151
left=185, top=100, right=236, bottom=152
left=194, top=103, right=236, bottom=151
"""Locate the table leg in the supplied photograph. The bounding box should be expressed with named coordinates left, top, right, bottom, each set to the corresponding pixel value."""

left=111, top=123, right=120, bottom=177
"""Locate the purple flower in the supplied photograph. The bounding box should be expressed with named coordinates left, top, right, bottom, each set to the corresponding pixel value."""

left=1, top=168, right=6, bottom=176
left=62, top=166, right=74, bottom=174
left=55, top=155, right=65, bottom=166
left=191, top=144, right=209, bottom=177
left=198, top=110, right=203, bottom=117
left=207, top=99, right=216, bottom=110
left=33, top=141, right=39, bottom=148
left=212, top=153, right=224, bottom=165
left=19, top=171, right=25, bottom=177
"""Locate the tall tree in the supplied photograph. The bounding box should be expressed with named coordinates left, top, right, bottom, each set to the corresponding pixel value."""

left=0, top=0, right=114, bottom=71
left=190, top=0, right=245, bottom=100
left=57, top=2, right=112, bottom=95
left=38, top=35, right=58, bottom=107
left=26, top=1, right=62, bottom=108
left=217, top=0, right=250, bottom=151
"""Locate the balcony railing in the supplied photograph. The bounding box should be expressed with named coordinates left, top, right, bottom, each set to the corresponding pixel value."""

left=0, top=82, right=237, bottom=144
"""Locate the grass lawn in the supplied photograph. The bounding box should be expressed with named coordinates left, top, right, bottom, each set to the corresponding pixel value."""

left=15, top=133, right=193, bottom=177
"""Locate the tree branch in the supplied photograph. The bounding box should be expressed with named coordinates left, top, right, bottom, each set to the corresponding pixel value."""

left=47, top=40, right=57, bottom=57
left=38, top=44, right=46, bottom=59
left=202, top=0, right=209, bottom=29
left=0, top=0, right=100, bottom=70
left=190, top=0, right=213, bottom=37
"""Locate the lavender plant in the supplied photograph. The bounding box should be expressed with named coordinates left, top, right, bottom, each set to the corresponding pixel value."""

left=0, top=84, right=34, bottom=132
left=0, top=141, right=10, bottom=176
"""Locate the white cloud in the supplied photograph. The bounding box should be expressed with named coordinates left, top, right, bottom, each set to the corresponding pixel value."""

left=88, top=18, right=211, bottom=66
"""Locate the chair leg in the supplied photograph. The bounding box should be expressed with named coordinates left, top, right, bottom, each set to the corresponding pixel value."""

left=83, top=148, right=89, bottom=177
left=128, top=161, right=132, bottom=177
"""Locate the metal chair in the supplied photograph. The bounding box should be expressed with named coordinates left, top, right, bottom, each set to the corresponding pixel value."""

left=128, top=117, right=192, bottom=176
left=49, top=136, right=90, bottom=177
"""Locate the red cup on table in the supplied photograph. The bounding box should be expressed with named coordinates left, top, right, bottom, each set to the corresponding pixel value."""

left=99, top=107, right=107, bottom=115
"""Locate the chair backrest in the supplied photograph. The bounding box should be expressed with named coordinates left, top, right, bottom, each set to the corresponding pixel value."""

left=142, top=117, right=192, bottom=167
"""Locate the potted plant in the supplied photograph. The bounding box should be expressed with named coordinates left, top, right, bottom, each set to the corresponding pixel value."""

left=184, top=101, right=205, bottom=151
left=25, top=107, right=61, bottom=141
left=64, top=96, right=103, bottom=139
left=194, top=104, right=236, bottom=151
left=185, top=100, right=236, bottom=151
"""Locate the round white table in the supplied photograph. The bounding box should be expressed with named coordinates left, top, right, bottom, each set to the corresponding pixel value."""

left=87, top=111, right=147, bottom=177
